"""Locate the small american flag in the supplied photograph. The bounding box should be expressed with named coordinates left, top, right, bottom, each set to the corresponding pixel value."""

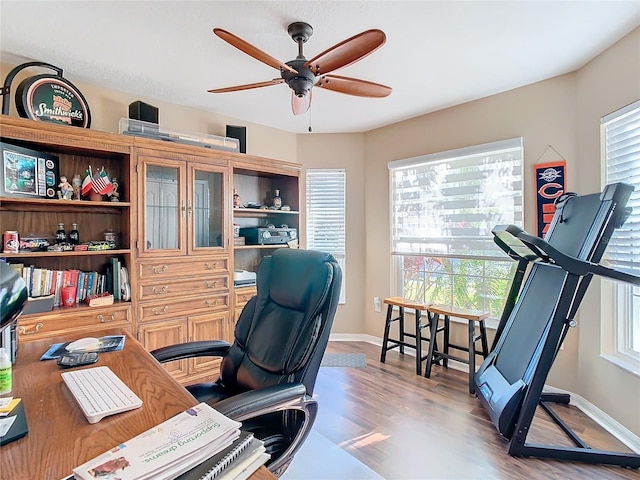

left=92, top=168, right=114, bottom=195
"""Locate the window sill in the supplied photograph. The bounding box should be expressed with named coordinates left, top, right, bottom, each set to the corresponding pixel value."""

left=600, top=354, right=640, bottom=378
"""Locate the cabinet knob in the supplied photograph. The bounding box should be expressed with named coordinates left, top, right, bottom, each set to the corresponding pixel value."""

left=97, top=313, right=117, bottom=323
left=151, top=265, right=168, bottom=274
left=152, top=306, right=169, bottom=315
left=204, top=262, right=218, bottom=270
left=151, top=285, right=169, bottom=295
left=204, top=280, right=218, bottom=288
left=205, top=299, right=218, bottom=307
left=19, top=322, right=44, bottom=336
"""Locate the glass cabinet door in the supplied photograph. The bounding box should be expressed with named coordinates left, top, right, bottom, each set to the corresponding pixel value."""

left=139, top=158, right=187, bottom=256
left=189, top=163, right=228, bottom=253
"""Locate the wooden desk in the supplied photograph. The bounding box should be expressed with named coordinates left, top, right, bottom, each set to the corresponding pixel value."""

left=0, top=329, right=274, bottom=480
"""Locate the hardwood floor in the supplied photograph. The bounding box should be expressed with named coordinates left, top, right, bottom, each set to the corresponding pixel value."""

left=312, top=341, right=639, bottom=480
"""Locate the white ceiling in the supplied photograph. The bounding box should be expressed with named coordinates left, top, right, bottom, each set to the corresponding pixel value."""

left=1, top=1, right=639, bottom=134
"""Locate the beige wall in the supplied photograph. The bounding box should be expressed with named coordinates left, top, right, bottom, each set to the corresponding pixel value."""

left=297, top=133, right=367, bottom=334
left=363, top=75, right=579, bottom=388
left=362, top=27, right=639, bottom=436
left=574, top=28, right=640, bottom=435
left=2, top=26, right=638, bottom=435
left=0, top=62, right=298, bottom=162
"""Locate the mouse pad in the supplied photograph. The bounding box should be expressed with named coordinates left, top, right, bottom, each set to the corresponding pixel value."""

left=0, top=401, right=28, bottom=446
left=40, top=335, right=125, bottom=361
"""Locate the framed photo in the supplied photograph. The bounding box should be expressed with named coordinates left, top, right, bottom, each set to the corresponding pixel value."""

left=1, top=142, right=59, bottom=199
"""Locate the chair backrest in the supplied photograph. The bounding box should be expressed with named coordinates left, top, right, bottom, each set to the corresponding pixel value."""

left=220, top=249, right=342, bottom=396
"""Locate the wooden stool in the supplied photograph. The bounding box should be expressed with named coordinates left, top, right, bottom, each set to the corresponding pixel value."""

left=424, top=305, right=490, bottom=394
left=380, top=297, right=437, bottom=375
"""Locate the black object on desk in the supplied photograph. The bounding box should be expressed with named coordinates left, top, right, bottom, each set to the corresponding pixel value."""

left=0, top=400, right=28, bottom=446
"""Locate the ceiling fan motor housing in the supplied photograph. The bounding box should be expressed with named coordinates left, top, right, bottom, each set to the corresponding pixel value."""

left=283, top=59, right=315, bottom=97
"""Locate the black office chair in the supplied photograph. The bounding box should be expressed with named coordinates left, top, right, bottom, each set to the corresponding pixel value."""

left=151, top=249, right=342, bottom=476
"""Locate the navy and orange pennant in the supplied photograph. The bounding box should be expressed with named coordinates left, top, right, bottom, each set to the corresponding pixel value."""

left=535, top=161, right=566, bottom=238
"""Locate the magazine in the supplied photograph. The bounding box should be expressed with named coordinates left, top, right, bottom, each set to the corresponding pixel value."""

left=40, top=335, right=125, bottom=360
left=72, top=402, right=241, bottom=480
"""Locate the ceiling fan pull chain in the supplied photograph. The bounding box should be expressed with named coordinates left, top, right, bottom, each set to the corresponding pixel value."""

left=308, top=105, right=313, bottom=133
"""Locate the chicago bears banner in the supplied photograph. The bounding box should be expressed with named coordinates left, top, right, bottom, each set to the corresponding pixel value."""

left=535, top=161, right=566, bottom=237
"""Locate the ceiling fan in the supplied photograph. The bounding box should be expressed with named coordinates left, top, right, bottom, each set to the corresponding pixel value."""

left=208, top=22, right=392, bottom=116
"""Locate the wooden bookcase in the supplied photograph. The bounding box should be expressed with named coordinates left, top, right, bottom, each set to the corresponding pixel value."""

left=0, top=116, right=135, bottom=340
left=0, top=116, right=302, bottom=384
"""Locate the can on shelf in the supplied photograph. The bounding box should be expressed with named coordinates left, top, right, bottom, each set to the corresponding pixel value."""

left=3, top=231, right=19, bottom=253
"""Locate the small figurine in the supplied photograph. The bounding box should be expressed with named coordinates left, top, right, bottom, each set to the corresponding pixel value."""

left=72, top=174, right=82, bottom=201
left=111, top=177, right=120, bottom=202
left=58, top=176, right=73, bottom=200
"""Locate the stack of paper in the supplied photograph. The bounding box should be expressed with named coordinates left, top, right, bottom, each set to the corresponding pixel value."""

left=72, top=403, right=241, bottom=480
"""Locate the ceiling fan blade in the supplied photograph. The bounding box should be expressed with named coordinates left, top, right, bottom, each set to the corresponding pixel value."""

left=291, top=91, right=312, bottom=116
left=214, top=28, right=297, bottom=74
left=304, top=29, right=386, bottom=75
left=315, top=75, right=391, bottom=98
left=208, top=78, right=284, bottom=93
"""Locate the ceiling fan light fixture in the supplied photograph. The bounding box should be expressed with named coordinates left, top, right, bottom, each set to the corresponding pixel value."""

left=289, top=76, right=314, bottom=97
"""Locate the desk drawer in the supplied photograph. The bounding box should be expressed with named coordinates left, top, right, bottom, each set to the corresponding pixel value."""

left=138, top=275, right=229, bottom=301
left=138, top=293, right=229, bottom=322
left=137, top=256, right=229, bottom=280
left=18, top=305, right=132, bottom=341
left=234, top=287, right=257, bottom=309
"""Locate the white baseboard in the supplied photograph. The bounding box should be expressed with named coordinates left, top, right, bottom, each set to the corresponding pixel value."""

left=328, top=333, right=640, bottom=454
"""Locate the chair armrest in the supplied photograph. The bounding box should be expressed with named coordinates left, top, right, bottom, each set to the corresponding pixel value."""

left=214, top=382, right=309, bottom=421
left=151, top=340, right=231, bottom=363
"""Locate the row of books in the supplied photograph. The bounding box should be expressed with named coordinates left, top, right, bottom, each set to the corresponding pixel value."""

left=73, top=402, right=269, bottom=480
left=5, top=258, right=125, bottom=307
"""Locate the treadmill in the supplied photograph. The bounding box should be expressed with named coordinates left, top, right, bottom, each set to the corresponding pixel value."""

left=474, top=182, right=640, bottom=469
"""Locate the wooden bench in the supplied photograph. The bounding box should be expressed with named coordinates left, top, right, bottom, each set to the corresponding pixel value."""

left=424, top=305, right=490, bottom=394
left=380, top=297, right=438, bottom=375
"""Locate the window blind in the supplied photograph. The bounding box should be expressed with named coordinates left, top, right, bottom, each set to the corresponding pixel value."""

left=602, top=100, right=640, bottom=273
left=388, top=138, right=523, bottom=258
left=306, top=169, right=346, bottom=255
left=306, top=168, right=346, bottom=303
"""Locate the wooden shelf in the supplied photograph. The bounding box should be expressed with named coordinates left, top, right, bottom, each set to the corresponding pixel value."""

left=1, top=197, right=130, bottom=213
left=19, top=300, right=131, bottom=319
left=1, top=249, right=130, bottom=259
left=233, top=209, right=299, bottom=217
left=233, top=244, right=290, bottom=250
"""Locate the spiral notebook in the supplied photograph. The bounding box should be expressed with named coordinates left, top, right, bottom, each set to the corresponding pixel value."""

left=175, top=431, right=258, bottom=480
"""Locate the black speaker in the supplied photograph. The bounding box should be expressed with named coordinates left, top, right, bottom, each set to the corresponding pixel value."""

left=226, top=125, right=246, bottom=153
left=129, top=101, right=159, bottom=124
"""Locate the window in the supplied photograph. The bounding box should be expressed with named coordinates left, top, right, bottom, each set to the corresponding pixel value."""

left=306, top=169, right=346, bottom=303
left=389, top=138, right=523, bottom=319
left=601, top=100, right=640, bottom=373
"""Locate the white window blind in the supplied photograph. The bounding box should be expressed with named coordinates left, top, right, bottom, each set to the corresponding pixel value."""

left=306, top=169, right=346, bottom=303
left=389, top=138, right=523, bottom=258
left=602, top=100, right=640, bottom=274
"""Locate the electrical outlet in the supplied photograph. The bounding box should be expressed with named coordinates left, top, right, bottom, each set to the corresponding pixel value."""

left=374, top=296, right=382, bottom=312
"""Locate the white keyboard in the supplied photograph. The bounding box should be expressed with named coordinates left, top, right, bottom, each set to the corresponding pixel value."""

left=61, top=366, right=143, bottom=424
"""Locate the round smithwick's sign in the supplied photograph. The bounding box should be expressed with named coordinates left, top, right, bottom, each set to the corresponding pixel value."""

left=15, top=74, right=91, bottom=128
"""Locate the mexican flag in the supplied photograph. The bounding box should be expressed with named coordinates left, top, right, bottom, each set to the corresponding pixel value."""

left=81, top=168, right=93, bottom=196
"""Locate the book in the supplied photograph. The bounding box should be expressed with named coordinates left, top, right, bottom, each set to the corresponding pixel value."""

left=174, top=431, right=256, bottom=480
left=85, top=293, right=114, bottom=307
left=216, top=438, right=268, bottom=480
left=72, top=402, right=241, bottom=480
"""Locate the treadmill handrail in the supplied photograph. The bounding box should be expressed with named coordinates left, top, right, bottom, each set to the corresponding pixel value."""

left=492, top=225, right=640, bottom=285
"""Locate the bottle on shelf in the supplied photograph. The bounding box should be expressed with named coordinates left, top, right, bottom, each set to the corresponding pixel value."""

left=233, top=188, right=242, bottom=208
left=0, top=347, right=12, bottom=395
left=55, top=223, right=67, bottom=244
left=272, top=189, right=282, bottom=210
left=69, top=223, right=80, bottom=245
